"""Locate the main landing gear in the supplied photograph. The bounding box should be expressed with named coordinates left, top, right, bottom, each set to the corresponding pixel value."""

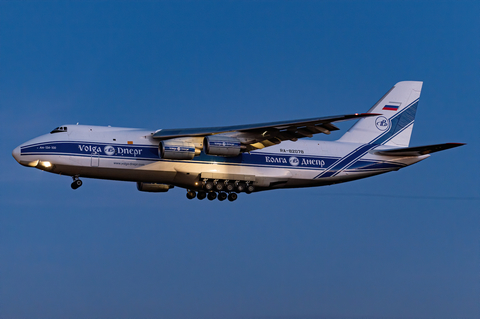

left=185, top=179, right=254, bottom=202
left=186, top=190, right=239, bottom=202
left=71, top=176, right=83, bottom=190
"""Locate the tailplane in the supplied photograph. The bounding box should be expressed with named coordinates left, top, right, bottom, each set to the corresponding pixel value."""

left=374, top=143, right=465, bottom=156
left=339, top=81, right=423, bottom=146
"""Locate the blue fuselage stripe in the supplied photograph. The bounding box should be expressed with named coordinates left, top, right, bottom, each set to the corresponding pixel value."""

left=20, top=141, right=405, bottom=174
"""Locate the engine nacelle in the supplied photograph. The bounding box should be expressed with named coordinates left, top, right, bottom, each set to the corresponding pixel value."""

left=159, top=140, right=196, bottom=160
left=204, top=136, right=242, bottom=157
left=136, top=182, right=173, bottom=192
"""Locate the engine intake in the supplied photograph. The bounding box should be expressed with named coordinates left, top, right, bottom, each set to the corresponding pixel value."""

left=160, top=140, right=196, bottom=160
left=204, top=136, right=242, bottom=157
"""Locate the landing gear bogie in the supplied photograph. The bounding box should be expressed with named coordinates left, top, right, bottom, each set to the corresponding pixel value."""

left=189, top=190, right=239, bottom=202
left=193, top=178, right=256, bottom=201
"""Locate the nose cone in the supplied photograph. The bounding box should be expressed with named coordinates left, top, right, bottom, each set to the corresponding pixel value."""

left=12, top=146, right=21, bottom=163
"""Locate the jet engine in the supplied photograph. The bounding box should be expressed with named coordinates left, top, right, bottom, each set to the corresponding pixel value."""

left=136, top=182, right=173, bottom=192
left=204, top=136, right=242, bottom=156
left=159, top=139, right=196, bottom=160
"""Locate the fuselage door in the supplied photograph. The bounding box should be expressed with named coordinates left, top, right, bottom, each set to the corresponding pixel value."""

left=91, top=152, right=99, bottom=167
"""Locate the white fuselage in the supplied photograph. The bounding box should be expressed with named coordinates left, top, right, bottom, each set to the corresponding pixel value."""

left=12, top=124, right=427, bottom=192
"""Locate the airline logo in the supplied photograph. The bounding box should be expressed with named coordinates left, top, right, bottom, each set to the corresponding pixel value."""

left=78, top=144, right=143, bottom=156
left=264, top=155, right=325, bottom=167
left=289, top=156, right=299, bottom=166
left=104, top=145, right=115, bottom=156
left=375, top=116, right=390, bottom=131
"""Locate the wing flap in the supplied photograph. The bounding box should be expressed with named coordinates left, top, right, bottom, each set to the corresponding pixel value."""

left=374, top=143, right=465, bottom=156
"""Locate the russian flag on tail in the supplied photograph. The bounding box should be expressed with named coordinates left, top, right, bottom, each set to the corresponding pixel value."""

left=383, top=104, right=400, bottom=111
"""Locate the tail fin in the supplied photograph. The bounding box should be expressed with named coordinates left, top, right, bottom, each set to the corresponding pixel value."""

left=338, top=81, right=423, bottom=146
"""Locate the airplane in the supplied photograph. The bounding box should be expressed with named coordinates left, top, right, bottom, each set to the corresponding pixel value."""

left=12, top=81, right=464, bottom=202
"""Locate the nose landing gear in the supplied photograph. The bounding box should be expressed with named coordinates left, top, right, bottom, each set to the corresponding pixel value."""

left=71, top=176, right=82, bottom=190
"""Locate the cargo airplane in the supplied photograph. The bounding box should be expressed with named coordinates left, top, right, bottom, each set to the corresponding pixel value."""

left=12, top=81, right=464, bottom=201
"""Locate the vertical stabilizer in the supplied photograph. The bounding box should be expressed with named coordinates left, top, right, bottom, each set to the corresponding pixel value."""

left=338, top=81, right=423, bottom=146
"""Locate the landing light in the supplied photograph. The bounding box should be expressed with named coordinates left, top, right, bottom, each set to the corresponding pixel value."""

left=26, top=160, right=39, bottom=167
left=39, top=161, right=52, bottom=169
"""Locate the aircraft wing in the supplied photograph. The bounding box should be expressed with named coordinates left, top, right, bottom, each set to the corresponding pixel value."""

left=153, top=113, right=378, bottom=150
left=374, top=143, right=466, bottom=156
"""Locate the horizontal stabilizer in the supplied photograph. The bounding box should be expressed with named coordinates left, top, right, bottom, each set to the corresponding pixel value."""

left=374, top=143, right=465, bottom=156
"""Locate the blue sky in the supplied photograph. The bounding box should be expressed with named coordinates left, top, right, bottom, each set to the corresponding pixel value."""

left=1, top=1, right=479, bottom=319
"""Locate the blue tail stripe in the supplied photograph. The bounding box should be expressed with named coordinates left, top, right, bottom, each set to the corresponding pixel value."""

left=313, top=99, right=419, bottom=179
left=370, top=99, right=418, bottom=145
left=315, top=144, right=377, bottom=178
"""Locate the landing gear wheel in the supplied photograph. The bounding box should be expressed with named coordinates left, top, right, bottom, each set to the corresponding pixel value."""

left=71, top=179, right=82, bottom=190
left=207, top=192, right=217, bottom=201
left=226, top=183, right=235, bottom=192
left=215, top=183, right=224, bottom=192
left=205, top=181, right=214, bottom=191
left=197, top=191, right=206, bottom=200
left=218, top=192, right=227, bottom=201
left=228, top=193, right=238, bottom=202
left=236, top=183, right=246, bottom=193
left=246, top=185, right=255, bottom=194
left=186, top=190, right=196, bottom=199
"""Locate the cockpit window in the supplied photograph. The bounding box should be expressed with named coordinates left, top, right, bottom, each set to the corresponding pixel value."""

left=50, top=126, right=67, bottom=134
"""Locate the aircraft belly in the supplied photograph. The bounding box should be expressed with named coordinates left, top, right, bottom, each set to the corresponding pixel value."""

left=66, top=155, right=91, bottom=166
left=51, top=163, right=176, bottom=183
left=49, top=155, right=397, bottom=189
left=173, top=162, right=295, bottom=187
